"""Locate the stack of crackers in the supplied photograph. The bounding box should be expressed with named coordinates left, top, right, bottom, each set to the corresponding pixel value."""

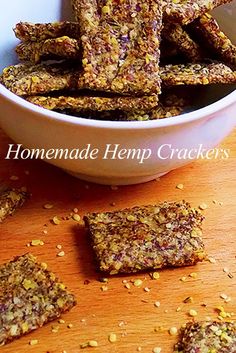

left=1, top=0, right=236, bottom=120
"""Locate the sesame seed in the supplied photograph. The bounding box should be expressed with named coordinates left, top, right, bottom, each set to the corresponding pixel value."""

left=151, top=272, right=160, bottom=280
left=153, top=347, right=162, bottom=353
left=58, top=319, right=65, bottom=324
left=176, top=183, right=184, bottom=190
left=29, top=339, right=38, bottom=345
left=52, top=216, right=61, bottom=225
left=154, top=301, right=161, bottom=308
left=57, top=244, right=62, bottom=250
left=108, top=333, right=117, bottom=343
left=189, top=309, right=198, bottom=317
left=88, top=340, right=98, bottom=347
left=144, top=287, right=150, bottom=292
left=72, top=214, right=81, bottom=222
left=208, top=257, right=216, bottom=264
left=169, top=327, right=178, bottom=336
left=189, top=272, right=198, bottom=279
left=67, top=323, right=73, bottom=328
left=101, top=285, right=108, bottom=291
left=10, top=175, right=19, bottom=181
left=31, top=239, right=44, bottom=246
left=57, top=251, right=65, bottom=257
left=125, top=283, right=131, bottom=289
left=44, top=203, right=54, bottom=209
left=199, top=203, right=208, bottom=210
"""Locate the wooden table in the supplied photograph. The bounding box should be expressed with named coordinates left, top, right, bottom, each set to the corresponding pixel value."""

left=1, top=128, right=236, bottom=353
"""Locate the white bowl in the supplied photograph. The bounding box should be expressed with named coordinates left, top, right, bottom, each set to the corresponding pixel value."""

left=0, top=0, right=235, bottom=185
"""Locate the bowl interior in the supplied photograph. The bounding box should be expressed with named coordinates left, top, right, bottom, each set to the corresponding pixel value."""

left=0, top=0, right=235, bottom=116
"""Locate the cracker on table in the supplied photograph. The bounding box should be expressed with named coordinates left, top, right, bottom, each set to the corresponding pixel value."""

left=84, top=201, right=206, bottom=274
left=72, top=0, right=163, bottom=95
left=0, top=253, right=76, bottom=345
left=14, top=21, right=80, bottom=42
left=189, top=13, right=236, bottom=68
left=162, top=22, right=205, bottom=62
left=26, top=94, right=158, bottom=112
left=174, top=321, right=236, bottom=353
left=1, top=62, right=83, bottom=96
left=165, top=0, right=233, bottom=26
left=160, top=62, right=236, bottom=86
left=0, top=187, right=28, bottom=223
left=15, top=37, right=80, bottom=64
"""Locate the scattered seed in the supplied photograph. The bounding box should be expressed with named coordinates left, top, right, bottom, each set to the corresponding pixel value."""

left=208, top=257, right=216, bottom=264
left=42, top=229, right=48, bottom=235
left=189, top=309, right=198, bottom=317
left=125, top=283, right=131, bottom=289
left=151, top=272, right=160, bottom=280
left=133, top=279, right=143, bottom=287
left=29, top=339, right=38, bottom=345
left=108, top=333, right=117, bottom=343
left=58, top=319, right=65, bottom=324
left=30, top=239, right=44, bottom=246
left=67, top=323, right=73, bottom=329
left=199, top=203, right=208, bottom=210
left=183, top=296, right=194, bottom=304
left=57, top=251, right=65, bottom=257
left=169, top=327, right=178, bottom=336
left=44, top=203, right=54, bottom=209
left=99, top=277, right=109, bottom=283
left=189, top=272, right=198, bottom=279
left=176, top=307, right=182, bottom=312
left=41, top=262, right=47, bottom=270
left=72, top=214, right=81, bottom=222
left=144, top=287, right=150, bottom=292
left=176, top=183, right=184, bottom=190
left=153, top=347, right=162, bottom=353
left=101, top=285, right=108, bottom=291
left=51, top=325, right=59, bottom=333
left=52, top=216, right=61, bottom=225
left=154, top=301, right=161, bottom=308
left=180, top=276, right=187, bottom=282
left=73, top=208, right=78, bottom=213
left=56, top=244, right=62, bottom=250
left=137, top=347, right=142, bottom=352
left=10, top=175, right=19, bottom=181
left=88, top=340, right=98, bottom=347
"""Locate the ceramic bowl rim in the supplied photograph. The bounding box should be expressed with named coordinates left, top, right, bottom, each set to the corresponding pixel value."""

left=0, top=83, right=235, bottom=130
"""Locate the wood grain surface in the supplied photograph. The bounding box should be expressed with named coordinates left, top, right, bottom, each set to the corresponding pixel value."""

left=0, top=128, right=236, bottom=353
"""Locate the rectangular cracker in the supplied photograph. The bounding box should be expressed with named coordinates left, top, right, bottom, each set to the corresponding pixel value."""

left=162, top=22, right=204, bottom=62
left=1, top=63, right=83, bottom=96
left=72, top=0, right=163, bottom=95
left=0, top=253, right=76, bottom=345
left=26, top=94, right=158, bottom=112
left=165, top=0, right=233, bottom=26
left=84, top=201, right=206, bottom=274
left=189, top=13, right=236, bottom=68
left=160, top=62, right=236, bottom=86
left=0, top=187, right=28, bottom=223
left=174, top=321, right=236, bottom=353
left=14, top=21, right=80, bottom=42
left=15, top=37, right=80, bottom=64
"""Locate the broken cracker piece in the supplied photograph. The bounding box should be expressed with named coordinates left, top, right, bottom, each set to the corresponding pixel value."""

left=189, top=13, right=236, bottom=68
left=0, top=188, right=28, bottom=223
left=1, top=62, right=83, bottom=96
left=174, top=321, right=236, bottom=352
left=160, top=62, right=236, bottom=86
left=26, top=94, right=158, bottom=112
left=84, top=201, right=206, bottom=274
left=15, top=37, right=80, bottom=64
left=162, top=22, right=204, bottom=62
left=165, top=0, right=232, bottom=26
left=73, top=0, right=163, bottom=95
left=0, top=253, right=76, bottom=345
left=14, top=21, right=80, bottom=42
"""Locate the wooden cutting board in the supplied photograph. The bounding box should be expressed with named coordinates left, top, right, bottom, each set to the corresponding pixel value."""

left=0, top=128, right=236, bottom=353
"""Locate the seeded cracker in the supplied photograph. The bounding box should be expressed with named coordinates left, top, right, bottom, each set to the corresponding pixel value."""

left=0, top=254, right=76, bottom=345
left=72, top=0, right=163, bottom=95
left=1, top=63, right=83, bottom=96
left=15, top=37, right=80, bottom=64
left=174, top=321, right=236, bottom=352
left=26, top=94, right=158, bottom=112
left=84, top=201, right=206, bottom=274
left=189, top=13, right=236, bottom=68
left=162, top=22, right=204, bottom=62
left=165, top=0, right=233, bottom=26
left=0, top=188, right=28, bottom=222
left=161, top=62, right=236, bottom=86
left=14, top=21, right=80, bottom=42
